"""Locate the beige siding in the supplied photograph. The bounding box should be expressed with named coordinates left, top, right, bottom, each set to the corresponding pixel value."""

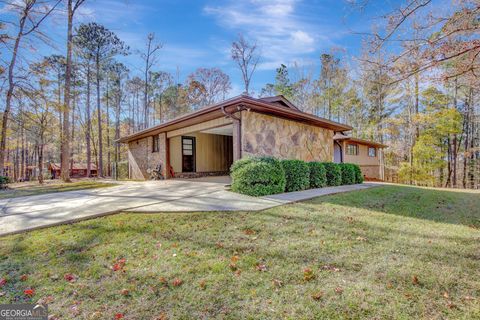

left=167, top=117, right=232, bottom=138
left=241, top=111, right=334, bottom=162
left=342, top=141, right=381, bottom=179
left=169, top=132, right=233, bottom=173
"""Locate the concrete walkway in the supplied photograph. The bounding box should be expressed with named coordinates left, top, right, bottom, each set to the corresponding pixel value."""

left=0, top=179, right=377, bottom=236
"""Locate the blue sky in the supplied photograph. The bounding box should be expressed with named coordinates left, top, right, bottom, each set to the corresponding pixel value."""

left=5, top=0, right=403, bottom=96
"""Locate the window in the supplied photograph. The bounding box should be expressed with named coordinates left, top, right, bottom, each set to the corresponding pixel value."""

left=152, top=135, right=159, bottom=153
left=347, top=144, right=359, bottom=156
left=368, top=147, right=376, bottom=157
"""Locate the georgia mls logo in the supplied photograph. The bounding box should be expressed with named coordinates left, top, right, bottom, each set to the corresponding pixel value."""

left=0, top=304, right=48, bottom=320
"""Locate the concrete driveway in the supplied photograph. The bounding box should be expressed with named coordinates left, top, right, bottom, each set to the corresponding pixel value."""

left=0, top=178, right=377, bottom=236
left=0, top=178, right=285, bottom=236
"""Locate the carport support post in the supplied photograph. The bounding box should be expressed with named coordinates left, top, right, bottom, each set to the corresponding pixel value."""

left=233, top=118, right=241, bottom=161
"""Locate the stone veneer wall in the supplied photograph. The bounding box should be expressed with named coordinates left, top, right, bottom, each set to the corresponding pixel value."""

left=128, top=133, right=167, bottom=180
left=241, top=111, right=334, bottom=162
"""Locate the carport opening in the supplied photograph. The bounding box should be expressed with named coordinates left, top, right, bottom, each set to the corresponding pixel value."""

left=168, top=124, right=233, bottom=178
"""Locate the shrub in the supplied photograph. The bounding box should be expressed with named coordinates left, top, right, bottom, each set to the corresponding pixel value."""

left=231, top=158, right=286, bottom=196
left=0, top=176, right=10, bottom=189
left=280, top=159, right=310, bottom=192
left=308, top=162, right=327, bottom=189
left=322, top=162, right=342, bottom=186
left=352, top=164, right=364, bottom=184
left=339, top=163, right=356, bottom=185
left=230, top=156, right=277, bottom=173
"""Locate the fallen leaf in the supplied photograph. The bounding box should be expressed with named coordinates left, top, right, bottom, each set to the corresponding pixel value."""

left=121, top=289, right=129, bottom=296
left=199, top=280, right=206, bottom=290
left=231, top=256, right=240, bottom=263
left=114, top=313, right=124, bottom=319
left=312, top=291, right=324, bottom=300
left=443, top=292, right=449, bottom=299
left=256, top=264, right=267, bottom=272
left=463, top=296, right=475, bottom=301
left=412, top=275, right=419, bottom=285
left=20, top=274, right=28, bottom=281
left=321, top=265, right=340, bottom=272
left=172, top=278, right=183, bottom=287
left=24, top=288, right=35, bottom=297
left=335, top=287, right=343, bottom=294
left=446, top=301, right=457, bottom=309
left=303, top=268, right=315, bottom=281
left=64, top=273, right=76, bottom=282
left=0, top=278, right=6, bottom=287
left=243, top=229, right=255, bottom=235
left=272, top=279, right=283, bottom=288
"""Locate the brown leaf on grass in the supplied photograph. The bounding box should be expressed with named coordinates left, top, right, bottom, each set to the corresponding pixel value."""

left=120, top=289, right=129, bottom=296
left=234, top=270, right=242, bottom=277
left=199, top=280, right=206, bottom=290
left=154, top=313, right=168, bottom=320
left=215, top=242, right=224, bottom=248
left=386, top=282, right=393, bottom=289
left=356, top=236, right=367, bottom=242
left=412, top=275, right=419, bottom=285
left=231, top=256, right=240, bottom=263
left=446, top=301, right=457, bottom=309
left=443, top=291, right=449, bottom=299
left=37, top=295, right=54, bottom=305
left=303, top=268, right=315, bottom=281
left=64, top=273, right=76, bottom=283
left=321, top=265, right=340, bottom=272
left=172, top=278, right=183, bottom=287
left=229, top=263, right=238, bottom=271
left=0, top=278, right=6, bottom=287
left=256, top=264, right=267, bottom=272
left=20, top=274, right=28, bottom=281
left=272, top=279, right=283, bottom=288
left=312, top=291, right=324, bottom=300
left=334, top=287, right=343, bottom=294
left=159, top=277, right=168, bottom=285
left=243, top=229, right=255, bottom=235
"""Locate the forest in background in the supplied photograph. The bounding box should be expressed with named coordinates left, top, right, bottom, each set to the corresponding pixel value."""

left=1, top=0, right=479, bottom=188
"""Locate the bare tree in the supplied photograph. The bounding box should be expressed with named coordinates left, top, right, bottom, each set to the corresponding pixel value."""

left=231, top=34, right=260, bottom=95
left=61, top=0, right=86, bottom=182
left=140, top=33, right=162, bottom=129
left=0, top=0, right=61, bottom=176
left=186, top=67, right=231, bottom=107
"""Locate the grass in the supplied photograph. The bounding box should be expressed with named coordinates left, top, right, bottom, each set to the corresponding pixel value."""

left=0, top=180, right=117, bottom=199
left=0, top=185, right=479, bottom=319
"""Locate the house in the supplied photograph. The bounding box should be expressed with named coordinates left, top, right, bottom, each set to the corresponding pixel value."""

left=48, top=163, right=98, bottom=179
left=333, top=134, right=387, bottom=180
left=118, top=95, right=386, bottom=180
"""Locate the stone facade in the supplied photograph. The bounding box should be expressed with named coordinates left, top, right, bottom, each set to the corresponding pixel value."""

left=241, top=111, right=334, bottom=162
left=128, top=133, right=167, bottom=180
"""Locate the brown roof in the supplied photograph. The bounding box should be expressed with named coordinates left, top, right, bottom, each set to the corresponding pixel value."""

left=118, top=95, right=352, bottom=143
left=335, top=136, right=388, bottom=148
left=49, top=163, right=98, bottom=170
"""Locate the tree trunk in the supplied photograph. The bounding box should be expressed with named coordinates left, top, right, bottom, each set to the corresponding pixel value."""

left=0, top=6, right=28, bottom=176
left=61, top=0, right=73, bottom=182
left=96, top=55, right=103, bottom=177
left=86, top=63, right=92, bottom=177
left=106, top=77, right=111, bottom=176
left=38, top=139, right=44, bottom=184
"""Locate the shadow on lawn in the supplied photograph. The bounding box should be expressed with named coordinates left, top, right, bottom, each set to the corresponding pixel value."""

left=311, top=184, right=480, bottom=228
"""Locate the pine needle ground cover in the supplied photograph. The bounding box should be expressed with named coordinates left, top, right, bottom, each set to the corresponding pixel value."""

left=0, top=185, right=478, bottom=319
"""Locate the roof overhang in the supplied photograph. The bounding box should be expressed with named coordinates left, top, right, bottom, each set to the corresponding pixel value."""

left=335, top=136, right=388, bottom=148
left=118, top=95, right=352, bottom=143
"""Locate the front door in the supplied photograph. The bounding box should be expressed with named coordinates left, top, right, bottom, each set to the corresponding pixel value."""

left=182, top=136, right=196, bottom=172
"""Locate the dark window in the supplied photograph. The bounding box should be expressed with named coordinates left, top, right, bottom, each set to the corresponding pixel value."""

left=152, top=135, right=159, bottom=153
left=368, top=147, right=376, bottom=157
left=182, top=136, right=196, bottom=172
left=347, top=144, right=359, bottom=156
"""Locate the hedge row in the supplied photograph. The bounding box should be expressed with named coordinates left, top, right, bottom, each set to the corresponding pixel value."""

left=231, top=157, right=364, bottom=196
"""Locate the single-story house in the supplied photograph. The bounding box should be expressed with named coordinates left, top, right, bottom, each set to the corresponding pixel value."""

left=118, top=95, right=386, bottom=180
left=48, top=162, right=98, bottom=179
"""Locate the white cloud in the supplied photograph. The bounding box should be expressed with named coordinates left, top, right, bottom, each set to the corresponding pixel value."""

left=204, top=0, right=334, bottom=70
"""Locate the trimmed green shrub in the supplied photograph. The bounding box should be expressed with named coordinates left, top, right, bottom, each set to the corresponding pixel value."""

left=339, top=163, right=356, bottom=185
left=230, top=156, right=277, bottom=173
left=280, top=159, right=310, bottom=192
left=322, top=162, right=342, bottom=186
left=231, top=158, right=286, bottom=196
left=352, top=164, right=364, bottom=184
left=308, top=162, right=327, bottom=189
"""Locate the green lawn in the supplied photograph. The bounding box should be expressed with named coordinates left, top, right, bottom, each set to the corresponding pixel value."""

left=0, top=185, right=479, bottom=319
left=0, top=180, right=117, bottom=199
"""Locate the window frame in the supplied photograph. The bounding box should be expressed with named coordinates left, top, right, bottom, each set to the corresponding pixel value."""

left=368, top=147, right=376, bottom=157
left=152, top=135, right=160, bottom=153
left=346, top=143, right=359, bottom=156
